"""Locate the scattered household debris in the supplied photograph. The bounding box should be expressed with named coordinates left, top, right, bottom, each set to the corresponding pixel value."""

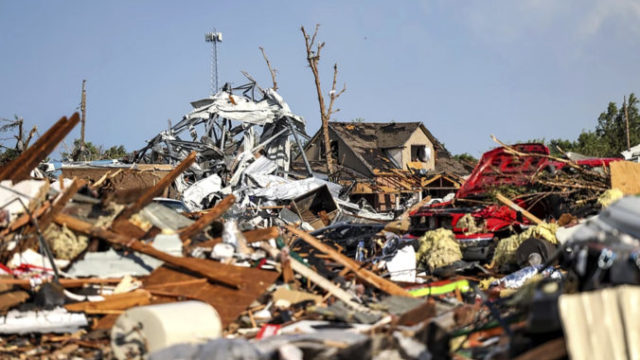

left=2, top=80, right=640, bottom=360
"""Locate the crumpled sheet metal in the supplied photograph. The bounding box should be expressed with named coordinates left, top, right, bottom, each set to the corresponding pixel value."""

left=66, top=235, right=182, bottom=278
left=136, top=77, right=307, bottom=170
left=182, top=174, right=222, bottom=211
left=185, top=88, right=304, bottom=128
left=250, top=177, right=342, bottom=201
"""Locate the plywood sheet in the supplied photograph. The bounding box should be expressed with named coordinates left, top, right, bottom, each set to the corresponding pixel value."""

left=610, top=161, right=640, bottom=195
left=143, top=260, right=278, bottom=327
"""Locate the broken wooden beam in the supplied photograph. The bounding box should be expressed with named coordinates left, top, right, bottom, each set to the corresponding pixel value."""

left=191, top=226, right=280, bottom=248
left=178, top=194, right=236, bottom=241
left=285, top=225, right=412, bottom=297
left=65, top=289, right=151, bottom=313
left=0, top=201, right=50, bottom=236
left=4, top=113, right=81, bottom=182
left=34, top=177, right=84, bottom=232
left=495, top=192, right=543, bottom=225
left=54, top=213, right=241, bottom=289
left=0, top=115, right=68, bottom=180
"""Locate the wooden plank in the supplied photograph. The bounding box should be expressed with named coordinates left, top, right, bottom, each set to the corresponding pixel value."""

left=495, top=192, right=543, bottom=225
left=115, top=151, right=197, bottom=221
left=12, top=113, right=81, bottom=182
left=289, top=256, right=372, bottom=313
left=285, top=225, right=412, bottom=297
left=65, top=289, right=151, bottom=313
left=54, top=213, right=241, bottom=289
left=178, top=194, right=236, bottom=241
left=610, top=160, right=640, bottom=195
left=0, top=115, right=69, bottom=180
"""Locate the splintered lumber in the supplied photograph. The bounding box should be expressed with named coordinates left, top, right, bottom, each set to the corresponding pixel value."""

left=65, top=289, right=151, bottom=313
left=0, top=116, right=67, bottom=180
left=115, top=151, right=197, bottom=221
left=285, top=225, right=412, bottom=297
left=289, top=257, right=373, bottom=313
left=192, top=226, right=280, bottom=248
left=495, top=193, right=543, bottom=225
left=33, top=178, right=84, bottom=232
left=179, top=194, right=236, bottom=241
left=610, top=160, right=640, bottom=195
left=0, top=201, right=50, bottom=236
left=2, top=113, right=81, bottom=182
left=54, top=213, right=241, bottom=289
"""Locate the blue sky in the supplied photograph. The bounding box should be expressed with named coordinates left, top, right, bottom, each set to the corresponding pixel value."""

left=1, top=0, right=639, bottom=159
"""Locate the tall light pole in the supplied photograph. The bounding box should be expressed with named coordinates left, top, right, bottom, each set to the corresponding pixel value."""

left=205, top=29, right=223, bottom=96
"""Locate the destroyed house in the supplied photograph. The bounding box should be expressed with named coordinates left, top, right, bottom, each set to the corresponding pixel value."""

left=303, top=122, right=444, bottom=175
left=298, top=122, right=468, bottom=211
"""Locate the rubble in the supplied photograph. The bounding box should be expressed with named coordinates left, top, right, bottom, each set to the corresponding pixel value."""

left=2, top=78, right=640, bottom=360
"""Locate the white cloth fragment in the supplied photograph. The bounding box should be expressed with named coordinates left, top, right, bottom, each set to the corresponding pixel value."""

left=0, top=179, right=48, bottom=220
left=0, top=307, right=88, bottom=334
left=7, top=249, right=69, bottom=270
left=385, top=246, right=416, bottom=283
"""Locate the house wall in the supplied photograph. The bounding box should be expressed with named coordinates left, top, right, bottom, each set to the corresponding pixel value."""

left=401, top=128, right=436, bottom=170
left=303, top=129, right=373, bottom=176
left=304, top=136, right=322, bottom=161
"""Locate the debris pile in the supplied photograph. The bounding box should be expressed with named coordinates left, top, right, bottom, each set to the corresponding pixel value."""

left=3, top=83, right=640, bottom=359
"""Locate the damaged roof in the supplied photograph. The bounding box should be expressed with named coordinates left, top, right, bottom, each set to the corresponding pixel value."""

left=328, top=122, right=457, bottom=173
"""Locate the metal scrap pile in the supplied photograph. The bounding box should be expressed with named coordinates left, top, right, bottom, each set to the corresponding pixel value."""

left=2, top=86, right=640, bottom=360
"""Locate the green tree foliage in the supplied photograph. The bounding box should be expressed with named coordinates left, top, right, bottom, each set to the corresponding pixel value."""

left=62, top=139, right=128, bottom=161
left=541, top=94, right=639, bottom=157
left=453, top=152, right=478, bottom=164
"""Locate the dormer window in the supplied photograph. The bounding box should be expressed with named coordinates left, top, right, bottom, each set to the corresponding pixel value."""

left=411, top=145, right=431, bottom=162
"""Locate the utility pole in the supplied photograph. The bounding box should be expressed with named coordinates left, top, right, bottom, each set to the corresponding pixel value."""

left=624, top=95, right=631, bottom=151
left=81, top=80, right=87, bottom=146
left=205, top=29, right=223, bottom=95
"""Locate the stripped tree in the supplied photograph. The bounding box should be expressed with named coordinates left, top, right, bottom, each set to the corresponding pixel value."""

left=301, top=24, right=346, bottom=174
left=259, top=47, right=278, bottom=91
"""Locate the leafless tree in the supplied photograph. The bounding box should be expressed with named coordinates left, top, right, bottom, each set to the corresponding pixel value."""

left=301, top=24, right=346, bottom=174
left=259, top=47, right=278, bottom=91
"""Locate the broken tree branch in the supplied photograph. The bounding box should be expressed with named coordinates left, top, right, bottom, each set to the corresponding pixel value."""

left=259, top=47, right=278, bottom=91
left=326, top=64, right=346, bottom=118
left=490, top=134, right=606, bottom=180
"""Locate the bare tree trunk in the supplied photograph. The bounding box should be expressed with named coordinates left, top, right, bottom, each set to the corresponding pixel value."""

left=301, top=25, right=345, bottom=175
